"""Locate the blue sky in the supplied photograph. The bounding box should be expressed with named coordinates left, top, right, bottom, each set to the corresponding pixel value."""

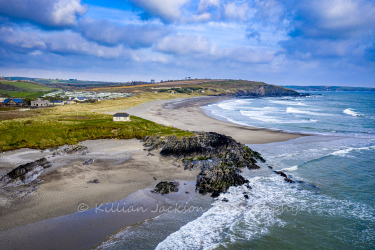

left=0, top=0, right=374, bottom=87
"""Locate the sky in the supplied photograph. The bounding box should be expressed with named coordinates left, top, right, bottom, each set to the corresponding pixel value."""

left=0, top=0, right=375, bottom=87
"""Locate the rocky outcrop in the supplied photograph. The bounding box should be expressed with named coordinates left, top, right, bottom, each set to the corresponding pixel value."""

left=143, top=132, right=265, bottom=197
left=234, top=85, right=300, bottom=97
left=152, top=181, right=179, bottom=194
left=274, top=170, right=294, bottom=183
left=0, top=158, right=52, bottom=187
left=52, top=144, right=88, bottom=156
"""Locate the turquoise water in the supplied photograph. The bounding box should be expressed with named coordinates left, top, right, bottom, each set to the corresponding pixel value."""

left=97, top=92, right=375, bottom=249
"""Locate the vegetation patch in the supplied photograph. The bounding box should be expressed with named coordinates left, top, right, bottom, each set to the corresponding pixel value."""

left=0, top=112, right=193, bottom=151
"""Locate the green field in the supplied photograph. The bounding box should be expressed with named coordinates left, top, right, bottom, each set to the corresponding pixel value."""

left=0, top=90, right=49, bottom=98
left=0, top=81, right=54, bottom=91
left=0, top=81, right=56, bottom=98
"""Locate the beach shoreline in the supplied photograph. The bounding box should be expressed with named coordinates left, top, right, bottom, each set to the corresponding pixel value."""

left=124, top=96, right=306, bottom=144
left=0, top=95, right=308, bottom=249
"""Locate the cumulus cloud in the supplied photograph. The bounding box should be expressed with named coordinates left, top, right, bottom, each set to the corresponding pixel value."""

left=77, top=18, right=170, bottom=48
left=279, top=0, right=375, bottom=62
left=0, top=0, right=87, bottom=28
left=198, top=0, right=221, bottom=12
left=0, top=27, right=46, bottom=50
left=0, top=26, right=134, bottom=59
left=280, top=38, right=357, bottom=60
left=290, top=0, right=375, bottom=39
left=254, top=0, right=285, bottom=25
left=129, top=0, right=190, bottom=23
left=156, top=34, right=211, bottom=55
left=223, top=2, right=249, bottom=21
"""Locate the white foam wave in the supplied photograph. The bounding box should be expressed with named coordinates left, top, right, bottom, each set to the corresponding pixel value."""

left=156, top=174, right=375, bottom=249
left=343, top=108, right=361, bottom=117
left=155, top=177, right=288, bottom=250
left=286, top=107, right=327, bottom=116
left=269, top=100, right=308, bottom=106
left=240, top=110, right=314, bottom=124
left=217, top=103, right=235, bottom=110
left=330, top=145, right=375, bottom=157
left=281, top=165, right=298, bottom=171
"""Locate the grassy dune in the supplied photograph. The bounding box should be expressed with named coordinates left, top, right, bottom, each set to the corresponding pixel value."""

left=0, top=92, right=199, bottom=151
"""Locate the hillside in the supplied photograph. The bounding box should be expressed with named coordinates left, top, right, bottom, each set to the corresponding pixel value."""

left=0, top=81, right=56, bottom=98
left=85, top=79, right=300, bottom=97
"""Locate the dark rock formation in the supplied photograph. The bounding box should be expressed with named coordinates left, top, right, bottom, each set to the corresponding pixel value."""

left=274, top=171, right=287, bottom=178
left=274, top=170, right=295, bottom=183
left=88, top=179, right=99, bottom=184
left=233, top=85, right=300, bottom=97
left=0, top=158, right=52, bottom=187
left=284, top=177, right=294, bottom=183
left=143, top=132, right=265, bottom=197
left=152, top=181, right=179, bottom=195
left=83, top=159, right=95, bottom=165
left=52, top=144, right=88, bottom=156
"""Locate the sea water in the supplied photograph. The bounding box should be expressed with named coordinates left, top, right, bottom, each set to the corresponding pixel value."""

left=97, top=92, right=375, bottom=249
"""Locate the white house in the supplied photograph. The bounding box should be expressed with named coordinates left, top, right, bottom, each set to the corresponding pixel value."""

left=31, top=100, right=51, bottom=107
left=113, top=113, right=131, bottom=122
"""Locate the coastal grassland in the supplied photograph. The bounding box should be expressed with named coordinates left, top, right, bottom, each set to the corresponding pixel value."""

left=0, top=113, right=192, bottom=151
left=0, top=92, right=199, bottom=151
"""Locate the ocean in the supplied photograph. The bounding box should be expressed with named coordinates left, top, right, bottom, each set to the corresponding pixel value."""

left=96, top=91, right=375, bottom=249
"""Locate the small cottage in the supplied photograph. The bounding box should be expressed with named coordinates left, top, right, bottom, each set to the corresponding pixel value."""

left=113, top=113, right=130, bottom=122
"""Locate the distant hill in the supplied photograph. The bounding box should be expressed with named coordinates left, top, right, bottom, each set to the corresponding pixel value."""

left=3, top=76, right=147, bottom=87
left=283, top=86, right=375, bottom=92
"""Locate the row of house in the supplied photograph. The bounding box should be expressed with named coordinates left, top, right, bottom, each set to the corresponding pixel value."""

left=30, top=100, right=77, bottom=107
left=42, top=91, right=132, bottom=100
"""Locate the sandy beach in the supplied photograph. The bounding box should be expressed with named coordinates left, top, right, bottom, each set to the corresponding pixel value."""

left=124, top=96, right=304, bottom=144
left=0, top=96, right=305, bottom=249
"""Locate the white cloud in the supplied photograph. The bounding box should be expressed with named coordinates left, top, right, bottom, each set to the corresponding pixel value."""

left=294, top=0, right=375, bottom=39
left=52, top=0, right=88, bottom=26
left=198, top=0, right=221, bottom=12
left=77, top=17, right=170, bottom=48
left=156, top=34, right=211, bottom=55
left=0, top=0, right=87, bottom=28
left=189, top=13, right=212, bottom=22
left=130, top=0, right=190, bottom=22
left=224, top=2, right=249, bottom=21
left=0, top=27, right=46, bottom=50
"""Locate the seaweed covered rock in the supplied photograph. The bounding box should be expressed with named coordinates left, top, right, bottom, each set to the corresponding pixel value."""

left=143, top=132, right=265, bottom=169
left=0, top=158, right=52, bottom=187
left=143, top=132, right=265, bottom=197
left=195, top=156, right=249, bottom=195
left=152, top=181, right=179, bottom=195
left=52, top=144, right=88, bottom=156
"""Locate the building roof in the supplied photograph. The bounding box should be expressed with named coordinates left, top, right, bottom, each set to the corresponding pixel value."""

left=4, top=98, right=25, bottom=104
left=113, top=113, right=130, bottom=117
